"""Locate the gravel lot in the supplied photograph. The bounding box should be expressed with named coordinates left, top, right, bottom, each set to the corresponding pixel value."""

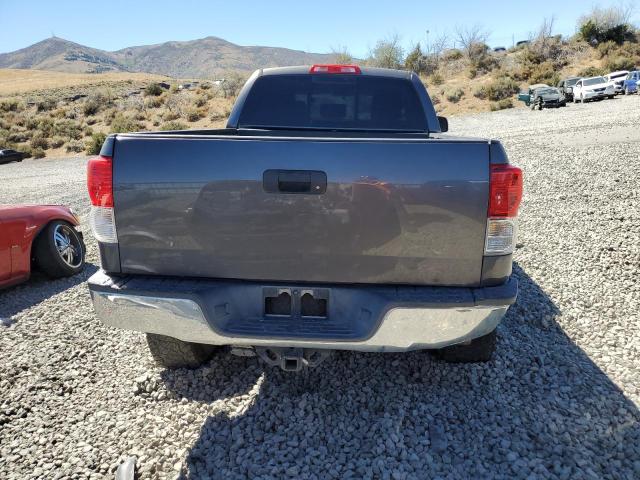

left=1, top=96, right=639, bottom=480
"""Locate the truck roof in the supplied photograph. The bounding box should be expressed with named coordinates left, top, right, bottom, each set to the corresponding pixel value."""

left=258, top=65, right=413, bottom=79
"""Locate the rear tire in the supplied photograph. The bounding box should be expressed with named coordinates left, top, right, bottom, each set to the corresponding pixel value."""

left=146, top=333, right=217, bottom=369
left=436, top=329, right=497, bottom=363
left=33, top=220, right=85, bottom=278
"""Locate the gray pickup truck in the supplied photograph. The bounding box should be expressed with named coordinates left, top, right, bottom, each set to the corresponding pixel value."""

left=87, top=64, right=522, bottom=371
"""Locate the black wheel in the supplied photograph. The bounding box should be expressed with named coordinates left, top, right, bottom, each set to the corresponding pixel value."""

left=33, top=220, right=85, bottom=278
left=146, top=333, right=217, bottom=369
left=436, top=329, right=497, bottom=363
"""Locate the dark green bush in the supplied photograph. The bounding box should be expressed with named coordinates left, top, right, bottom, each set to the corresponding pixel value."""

left=50, top=136, right=65, bottom=148
left=144, top=83, right=164, bottom=96
left=86, top=132, right=107, bottom=155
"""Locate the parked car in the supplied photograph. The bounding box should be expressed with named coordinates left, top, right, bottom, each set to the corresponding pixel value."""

left=528, top=86, right=566, bottom=110
left=604, top=70, right=629, bottom=94
left=556, top=77, right=581, bottom=102
left=87, top=64, right=522, bottom=371
left=572, top=76, right=615, bottom=102
left=0, top=149, right=23, bottom=164
left=622, top=71, right=640, bottom=94
left=517, top=83, right=549, bottom=107
left=0, top=205, right=85, bottom=289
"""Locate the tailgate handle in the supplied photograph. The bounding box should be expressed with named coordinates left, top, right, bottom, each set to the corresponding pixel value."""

left=263, top=170, right=327, bottom=194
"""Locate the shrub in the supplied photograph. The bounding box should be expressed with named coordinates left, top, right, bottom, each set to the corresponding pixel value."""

left=474, top=78, right=519, bottom=101
left=36, top=99, right=57, bottom=112
left=490, top=99, right=514, bottom=111
left=31, top=147, right=45, bottom=159
left=83, top=98, right=101, bottom=116
left=54, top=120, right=83, bottom=140
left=194, top=95, right=208, bottom=107
left=577, top=6, right=634, bottom=45
left=65, top=140, right=85, bottom=153
left=429, top=73, right=444, bottom=85
left=144, top=95, right=164, bottom=108
left=605, top=56, right=636, bottom=72
left=50, top=136, right=65, bottom=148
left=110, top=114, right=140, bottom=133
left=37, top=117, right=54, bottom=137
left=145, top=83, right=164, bottom=96
left=185, top=107, right=204, bottom=122
left=161, top=109, right=180, bottom=121
left=368, top=35, right=404, bottom=69
left=86, top=132, right=107, bottom=155
left=19, top=145, right=33, bottom=159
left=30, top=133, right=49, bottom=150
left=578, top=66, right=606, bottom=77
left=443, top=49, right=463, bottom=61
left=0, top=98, right=22, bottom=112
left=445, top=88, right=465, bottom=103
left=160, top=121, right=187, bottom=131
left=220, top=73, right=246, bottom=98
left=209, top=109, right=227, bottom=121
left=596, top=40, right=618, bottom=59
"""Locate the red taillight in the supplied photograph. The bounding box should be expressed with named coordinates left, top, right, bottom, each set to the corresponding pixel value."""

left=309, top=64, right=361, bottom=74
left=489, top=164, right=523, bottom=217
left=87, top=155, right=113, bottom=207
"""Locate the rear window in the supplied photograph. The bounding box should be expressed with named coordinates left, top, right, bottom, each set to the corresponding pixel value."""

left=238, top=74, right=427, bottom=132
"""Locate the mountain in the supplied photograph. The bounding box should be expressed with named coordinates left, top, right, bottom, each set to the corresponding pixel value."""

left=0, top=36, right=334, bottom=77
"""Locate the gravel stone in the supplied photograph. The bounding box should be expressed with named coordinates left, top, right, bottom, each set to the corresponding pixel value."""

left=0, top=97, right=639, bottom=479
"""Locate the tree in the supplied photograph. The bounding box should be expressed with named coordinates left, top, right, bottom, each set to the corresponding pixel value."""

left=577, top=4, right=634, bottom=44
left=404, top=44, right=428, bottom=74
left=331, top=46, right=354, bottom=64
left=454, top=24, right=489, bottom=60
left=368, top=34, right=404, bottom=69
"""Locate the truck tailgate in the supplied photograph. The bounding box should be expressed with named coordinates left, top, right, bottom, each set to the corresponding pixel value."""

left=113, top=135, right=489, bottom=286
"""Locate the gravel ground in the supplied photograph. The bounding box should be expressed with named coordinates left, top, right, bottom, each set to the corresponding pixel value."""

left=1, top=96, right=639, bottom=479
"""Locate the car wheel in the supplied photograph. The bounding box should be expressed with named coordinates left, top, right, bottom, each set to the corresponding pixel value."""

left=146, top=333, right=218, bottom=369
left=33, top=221, right=85, bottom=278
left=436, top=329, right=497, bottom=363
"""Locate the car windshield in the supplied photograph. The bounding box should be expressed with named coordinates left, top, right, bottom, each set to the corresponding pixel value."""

left=238, top=74, right=428, bottom=132
left=566, top=78, right=579, bottom=86
left=610, top=73, right=627, bottom=80
left=584, top=77, right=605, bottom=86
left=536, top=88, right=558, bottom=95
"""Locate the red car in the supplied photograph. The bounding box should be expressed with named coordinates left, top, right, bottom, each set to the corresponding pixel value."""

left=0, top=205, right=85, bottom=289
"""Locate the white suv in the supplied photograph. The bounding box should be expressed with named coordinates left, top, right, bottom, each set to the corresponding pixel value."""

left=604, top=70, right=630, bottom=94
left=573, top=76, right=615, bottom=103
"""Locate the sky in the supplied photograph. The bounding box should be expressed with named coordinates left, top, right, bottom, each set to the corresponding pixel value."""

left=0, top=0, right=637, bottom=56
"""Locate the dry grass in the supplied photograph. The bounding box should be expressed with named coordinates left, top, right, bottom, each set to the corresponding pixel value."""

left=0, top=69, right=170, bottom=96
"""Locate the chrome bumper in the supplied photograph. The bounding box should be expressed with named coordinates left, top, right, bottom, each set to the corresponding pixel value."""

left=89, top=288, right=511, bottom=353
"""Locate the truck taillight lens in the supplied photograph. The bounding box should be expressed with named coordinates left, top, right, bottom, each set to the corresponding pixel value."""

left=488, top=164, right=522, bottom=217
left=485, top=164, right=523, bottom=256
left=87, top=155, right=118, bottom=243
left=309, top=64, right=361, bottom=74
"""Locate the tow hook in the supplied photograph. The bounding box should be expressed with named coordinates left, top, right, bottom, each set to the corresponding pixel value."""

left=254, top=347, right=332, bottom=371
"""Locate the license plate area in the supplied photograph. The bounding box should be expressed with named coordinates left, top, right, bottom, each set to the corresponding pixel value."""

left=264, top=287, right=329, bottom=318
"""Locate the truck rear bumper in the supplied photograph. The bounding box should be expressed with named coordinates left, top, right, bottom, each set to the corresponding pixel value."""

left=88, top=270, right=517, bottom=352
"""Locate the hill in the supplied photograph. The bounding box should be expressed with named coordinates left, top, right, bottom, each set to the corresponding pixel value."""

left=0, top=36, right=334, bottom=77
